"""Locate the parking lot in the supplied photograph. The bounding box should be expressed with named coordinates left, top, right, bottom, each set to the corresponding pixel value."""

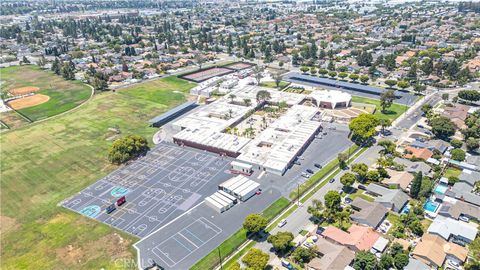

left=62, top=142, right=232, bottom=238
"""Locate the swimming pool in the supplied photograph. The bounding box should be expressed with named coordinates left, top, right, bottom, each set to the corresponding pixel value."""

left=434, top=184, right=448, bottom=194
left=424, top=199, right=440, bottom=212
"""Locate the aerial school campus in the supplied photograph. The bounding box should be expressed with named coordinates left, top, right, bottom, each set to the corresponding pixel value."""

left=1, top=56, right=416, bottom=270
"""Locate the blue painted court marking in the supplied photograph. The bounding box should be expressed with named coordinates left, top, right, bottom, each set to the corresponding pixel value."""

left=111, top=186, right=129, bottom=197
left=80, top=205, right=101, bottom=218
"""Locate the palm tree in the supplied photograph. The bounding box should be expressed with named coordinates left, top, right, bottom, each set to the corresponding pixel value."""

left=229, top=94, right=236, bottom=103
left=228, top=109, right=233, bottom=119
left=244, top=98, right=252, bottom=107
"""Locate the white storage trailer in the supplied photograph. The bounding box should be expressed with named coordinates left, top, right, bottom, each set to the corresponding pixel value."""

left=218, top=190, right=238, bottom=204
left=237, top=181, right=260, bottom=201
left=210, top=193, right=234, bottom=208
left=204, top=197, right=226, bottom=213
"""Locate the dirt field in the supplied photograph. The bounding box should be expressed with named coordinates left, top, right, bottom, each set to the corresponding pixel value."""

left=7, top=94, right=50, bottom=110
left=8, top=86, right=40, bottom=96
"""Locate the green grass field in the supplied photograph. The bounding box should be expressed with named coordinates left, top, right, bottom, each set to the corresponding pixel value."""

left=351, top=96, right=407, bottom=121
left=259, top=81, right=290, bottom=90
left=0, top=65, right=91, bottom=122
left=0, top=76, right=195, bottom=269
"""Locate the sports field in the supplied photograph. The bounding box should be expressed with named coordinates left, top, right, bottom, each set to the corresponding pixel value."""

left=351, top=96, right=406, bottom=121
left=0, top=76, right=196, bottom=269
left=0, top=65, right=91, bottom=123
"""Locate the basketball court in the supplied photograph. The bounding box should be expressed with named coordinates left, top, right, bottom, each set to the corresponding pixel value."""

left=62, top=142, right=232, bottom=238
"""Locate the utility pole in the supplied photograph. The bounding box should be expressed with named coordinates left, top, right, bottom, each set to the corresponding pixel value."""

left=297, top=183, right=300, bottom=206
left=218, top=248, right=223, bottom=270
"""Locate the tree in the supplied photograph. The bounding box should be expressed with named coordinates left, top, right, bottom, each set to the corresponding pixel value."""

left=338, top=152, right=349, bottom=169
left=380, top=90, right=396, bottom=112
left=310, top=67, right=317, bottom=76
left=466, top=137, right=479, bottom=152
left=318, top=68, right=328, bottom=76
left=338, top=72, right=348, bottom=80
left=340, top=173, right=356, bottom=188
left=349, top=73, right=359, bottom=82
left=349, top=114, right=379, bottom=144
left=51, top=58, right=61, bottom=75
left=352, top=163, right=369, bottom=182
left=307, top=199, right=324, bottom=221
left=421, top=104, right=432, bottom=116
left=393, top=253, right=409, bottom=270
left=253, top=65, right=263, bottom=84
left=451, top=148, right=466, bottom=161
left=292, top=246, right=316, bottom=264
left=328, top=71, right=337, bottom=78
left=397, top=80, right=410, bottom=90
left=243, top=214, right=268, bottom=234
left=324, top=190, right=341, bottom=212
left=256, top=90, right=271, bottom=103
left=353, top=251, right=377, bottom=270
left=22, top=56, right=30, bottom=64
left=229, top=94, right=236, bottom=103
left=430, top=116, right=455, bottom=140
left=227, top=262, right=241, bottom=270
left=360, top=75, right=369, bottom=84
left=379, top=254, right=393, bottom=270
left=244, top=98, right=252, bottom=107
left=273, top=73, right=282, bottom=88
left=408, top=220, right=424, bottom=236
left=267, top=231, right=294, bottom=252
left=242, top=248, right=269, bottom=270
left=92, top=77, right=108, bottom=91
left=442, top=93, right=449, bottom=101
left=384, top=79, right=397, bottom=88
left=366, top=170, right=380, bottom=182
left=108, top=135, right=149, bottom=164
left=414, top=83, right=427, bottom=95
left=410, top=172, right=422, bottom=198
left=450, top=139, right=463, bottom=149
left=378, top=140, right=396, bottom=156
left=458, top=90, right=480, bottom=102
left=379, top=119, right=392, bottom=135
left=419, top=177, right=434, bottom=198
left=194, top=53, right=205, bottom=69
left=300, top=66, right=310, bottom=73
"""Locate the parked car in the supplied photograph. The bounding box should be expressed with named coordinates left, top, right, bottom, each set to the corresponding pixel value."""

left=314, top=163, right=322, bottom=169
left=329, top=178, right=335, bottom=183
left=281, top=259, right=293, bottom=269
left=294, top=160, right=301, bottom=165
left=417, top=124, right=424, bottom=128
left=459, top=215, right=470, bottom=222
left=278, top=219, right=287, bottom=228
left=358, top=184, right=367, bottom=190
left=306, top=169, right=314, bottom=174
left=301, top=172, right=311, bottom=178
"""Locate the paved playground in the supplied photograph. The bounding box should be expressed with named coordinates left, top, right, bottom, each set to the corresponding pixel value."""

left=62, top=142, right=232, bottom=238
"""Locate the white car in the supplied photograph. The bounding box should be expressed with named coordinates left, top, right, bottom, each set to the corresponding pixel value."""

left=278, top=219, right=287, bottom=228
left=459, top=216, right=470, bottom=222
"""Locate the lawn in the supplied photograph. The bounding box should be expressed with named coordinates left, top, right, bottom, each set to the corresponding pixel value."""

left=0, top=76, right=196, bottom=270
left=259, top=80, right=290, bottom=90
left=444, top=167, right=462, bottom=179
left=0, top=65, right=91, bottom=122
left=347, top=190, right=375, bottom=202
left=351, top=96, right=406, bottom=121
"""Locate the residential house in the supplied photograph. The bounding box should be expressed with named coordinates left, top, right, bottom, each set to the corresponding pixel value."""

left=321, top=224, right=380, bottom=252
left=404, top=146, right=433, bottom=160
left=306, top=238, right=355, bottom=270
left=350, top=197, right=388, bottom=229
left=393, top=157, right=432, bottom=175
left=404, top=258, right=432, bottom=270
left=427, top=215, right=478, bottom=244
left=365, top=184, right=409, bottom=213
left=441, top=104, right=471, bottom=130
left=439, top=200, right=480, bottom=221
left=382, top=169, right=414, bottom=191
left=412, top=233, right=468, bottom=268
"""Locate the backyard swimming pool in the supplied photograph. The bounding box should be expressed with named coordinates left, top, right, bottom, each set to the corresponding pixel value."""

left=434, top=184, right=448, bottom=194
left=424, top=199, right=440, bottom=212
